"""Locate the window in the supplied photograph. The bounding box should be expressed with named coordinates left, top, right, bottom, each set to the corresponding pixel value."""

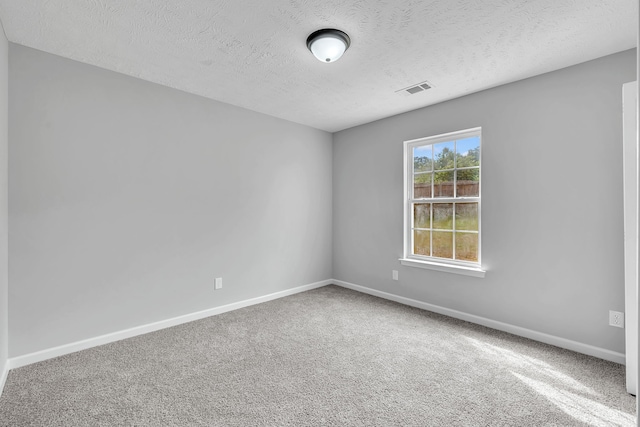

left=401, top=127, right=485, bottom=277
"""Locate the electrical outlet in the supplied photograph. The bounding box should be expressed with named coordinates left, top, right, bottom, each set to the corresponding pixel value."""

left=214, top=277, right=223, bottom=290
left=609, top=310, right=624, bottom=328
left=392, top=270, right=399, bottom=281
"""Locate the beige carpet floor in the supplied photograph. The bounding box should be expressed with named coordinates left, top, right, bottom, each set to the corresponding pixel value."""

left=0, top=285, right=635, bottom=426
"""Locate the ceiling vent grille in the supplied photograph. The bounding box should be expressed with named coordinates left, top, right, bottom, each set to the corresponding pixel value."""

left=396, top=80, right=433, bottom=96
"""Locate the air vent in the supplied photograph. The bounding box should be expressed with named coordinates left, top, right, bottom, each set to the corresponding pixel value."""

left=396, top=80, right=433, bottom=96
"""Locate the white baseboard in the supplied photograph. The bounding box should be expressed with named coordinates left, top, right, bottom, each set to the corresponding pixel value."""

left=0, top=359, right=8, bottom=399
left=8, top=279, right=332, bottom=370
left=333, top=279, right=626, bottom=365
left=6, top=278, right=625, bottom=372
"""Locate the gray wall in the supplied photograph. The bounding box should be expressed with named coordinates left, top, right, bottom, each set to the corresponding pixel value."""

left=333, top=49, right=637, bottom=354
left=9, top=44, right=333, bottom=357
left=0, top=21, right=7, bottom=370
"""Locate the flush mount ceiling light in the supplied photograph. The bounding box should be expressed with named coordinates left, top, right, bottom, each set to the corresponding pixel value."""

left=306, top=29, right=351, bottom=63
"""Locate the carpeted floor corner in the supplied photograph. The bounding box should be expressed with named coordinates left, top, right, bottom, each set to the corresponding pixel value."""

left=0, top=285, right=635, bottom=426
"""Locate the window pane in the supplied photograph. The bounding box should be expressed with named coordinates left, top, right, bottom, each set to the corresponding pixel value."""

left=414, top=173, right=432, bottom=198
left=455, top=232, right=478, bottom=262
left=414, top=146, right=433, bottom=172
left=456, top=168, right=479, bottom=197
left=434, top=170, right=454, bottom=197
left=456, top=137, right=480, bottom=168
left=433, top=203, right=453, bottom=230
left=455, top=203, right=478, bottom=231
left=432, top=231, right=453, bottom=258
left=413, top=203, right=431, bottom=229
left=413, top=230, right=430, bottom=256
left=405, top=130, right=481, bottom=266
left=434, top=141, right=455, bottom=171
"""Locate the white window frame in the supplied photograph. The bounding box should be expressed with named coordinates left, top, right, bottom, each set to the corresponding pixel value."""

left=400, top=127, right=486, bottom=278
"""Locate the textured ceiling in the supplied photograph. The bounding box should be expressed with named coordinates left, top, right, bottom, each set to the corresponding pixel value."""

left=0, top=0, right=636, bottom=132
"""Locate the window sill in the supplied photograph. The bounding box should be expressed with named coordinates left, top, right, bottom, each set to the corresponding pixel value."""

left=399, top=258, right=486, bottom=278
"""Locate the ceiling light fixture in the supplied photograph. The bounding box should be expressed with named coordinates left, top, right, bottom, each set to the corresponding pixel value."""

left=306, top=29, right=351, bottom=63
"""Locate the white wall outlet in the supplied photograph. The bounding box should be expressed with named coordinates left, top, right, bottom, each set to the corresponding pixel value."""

left=392, top=270, right=399, bottom=281
left=609, top=310, right=624, bottom=328
left=214, top=277, right=223, bottom=290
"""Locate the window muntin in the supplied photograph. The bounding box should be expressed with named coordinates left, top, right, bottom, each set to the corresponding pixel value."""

left=404, top=128, right=481, bottom=267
